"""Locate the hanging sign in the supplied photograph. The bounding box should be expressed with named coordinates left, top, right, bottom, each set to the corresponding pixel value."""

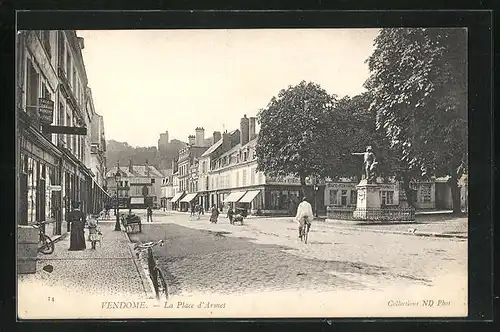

left=42, top=125, right=87, bottom=135
left=38, top=98, right=54, bottom=124
left=48, top=185, right=62, bottom=191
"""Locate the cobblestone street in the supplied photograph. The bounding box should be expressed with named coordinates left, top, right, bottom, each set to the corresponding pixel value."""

left=129, top=211, right=467, bottom=299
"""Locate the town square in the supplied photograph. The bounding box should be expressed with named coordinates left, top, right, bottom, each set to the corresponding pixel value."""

left=16, top=26, right=468, bottom=318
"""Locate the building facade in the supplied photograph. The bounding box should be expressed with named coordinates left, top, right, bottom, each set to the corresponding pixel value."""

left=176, top=129, right=209, bottom=211
left=17, top=30, right=109, bottom=237
left=194, top=115, right=309, bottom=216
left=106, top=160, right=164, bottom=209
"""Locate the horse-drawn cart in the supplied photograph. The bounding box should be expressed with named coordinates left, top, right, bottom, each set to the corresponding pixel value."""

left=120, top=213, right=142, bottom=233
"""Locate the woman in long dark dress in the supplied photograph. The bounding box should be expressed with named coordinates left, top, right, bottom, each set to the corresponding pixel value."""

left=67, top=201, right=86, bottom=251
left=210, top=205, right=219, bottom=224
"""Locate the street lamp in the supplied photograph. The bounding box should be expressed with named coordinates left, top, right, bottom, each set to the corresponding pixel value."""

left=313, top=182, right=319, bottom=218
left=114, top=169, right=122, bottom=231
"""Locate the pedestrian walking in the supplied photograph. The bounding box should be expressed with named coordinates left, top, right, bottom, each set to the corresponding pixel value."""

left=196, top=204, right=202, bottom=219
left=210, top=204, right=219, bottom=223
left=227, top=206, right=234, bottom=224
left=190, top=204, right=196, bottom=218
left=147, top=206, right=153, bottom=222
left=87, top=215, right=101, bottom=250
left=67, top=201, right=86, bottom=251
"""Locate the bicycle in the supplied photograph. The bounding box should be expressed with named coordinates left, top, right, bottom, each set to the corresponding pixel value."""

left=32, top=221, right=55, bottom=254
left=134, top=240, right=168, bottom=300
left=299, top=217, right=311, bottom=244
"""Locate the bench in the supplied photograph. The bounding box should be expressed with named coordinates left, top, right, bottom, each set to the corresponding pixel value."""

left=120, top=213, right=142, bottom=233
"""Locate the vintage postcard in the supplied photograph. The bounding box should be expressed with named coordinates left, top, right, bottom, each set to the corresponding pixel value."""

left=16, top=27, right=468, bottom=319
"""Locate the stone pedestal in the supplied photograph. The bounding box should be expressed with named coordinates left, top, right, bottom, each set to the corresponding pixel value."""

left=17, top=226, right=39, bottom=274
left=353, top=180, right=382, bottom=221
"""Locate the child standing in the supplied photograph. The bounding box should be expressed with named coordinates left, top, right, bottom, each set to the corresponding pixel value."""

left=87, top=216, right=101, bottom=250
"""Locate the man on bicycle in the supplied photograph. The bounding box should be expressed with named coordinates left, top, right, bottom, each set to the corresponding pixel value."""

left=295, top=197, right=313, bottom=240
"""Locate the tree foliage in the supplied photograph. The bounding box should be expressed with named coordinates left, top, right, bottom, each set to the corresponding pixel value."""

left=256, top=81, right=385, bottom=198
left=365, top=28, right=467, bottom=212
left=256, top=81, right=338, bottom=193
left=330, top=92, right=385, bottom=180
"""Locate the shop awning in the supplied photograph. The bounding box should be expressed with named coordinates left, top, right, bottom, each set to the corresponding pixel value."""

left=239, top=190, right=261, bottom=203
left=180, top=193, right=198, bottom=203
left=171, top=192, right=184, bottom=203
left=223, top=191, right=247, bottom=203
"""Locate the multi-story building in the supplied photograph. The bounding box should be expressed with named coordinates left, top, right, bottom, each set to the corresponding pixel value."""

left=176, top=129, right=209, bottom=211
left=16, top=30, right=109, bottom=239
left=159, top=168, right=173, bottom=210
left=170, top=170, right=182, bottom=210
left=196, top=115, right=307, bottom=216
left=106, top=160, right=164, bottom=209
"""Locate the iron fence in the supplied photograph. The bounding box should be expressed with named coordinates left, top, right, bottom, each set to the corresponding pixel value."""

left=327, top=206, right=415, bottom=221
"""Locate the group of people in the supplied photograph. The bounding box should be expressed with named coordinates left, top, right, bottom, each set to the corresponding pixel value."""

left=190, top=204, right=204, bottom=219
left=66, top=201, right=101, bottom=251
left=65, top=196, right=313, bottom=251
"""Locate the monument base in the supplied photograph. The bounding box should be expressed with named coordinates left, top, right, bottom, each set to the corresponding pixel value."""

left=353, top=180, right=381, bottom=221
left=352, top=180, right=415, bottom=222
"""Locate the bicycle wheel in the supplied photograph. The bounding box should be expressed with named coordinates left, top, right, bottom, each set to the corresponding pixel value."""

left=304, top=224, right=310, bottom=244
left=156, top=268, right=169, bottom=300
left=39, top=234, right=54, bottom=254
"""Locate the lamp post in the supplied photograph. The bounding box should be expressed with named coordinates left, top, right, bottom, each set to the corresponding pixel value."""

left=114, top=169, right=122, bottom=231
left=313, top=181, right=319, bottom=218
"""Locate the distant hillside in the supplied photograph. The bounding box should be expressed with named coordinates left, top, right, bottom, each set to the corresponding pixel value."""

left=106, top=139, right=186, bottom=171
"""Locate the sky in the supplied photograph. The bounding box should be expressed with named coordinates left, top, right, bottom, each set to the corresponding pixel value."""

left=78, top=29, right=379, bottom=147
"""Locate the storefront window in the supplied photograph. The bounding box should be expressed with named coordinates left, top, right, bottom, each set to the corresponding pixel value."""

left=329, top=189, right=338, bottom=205
left=269, top=190, right=299, bottom=210
left=420, top=184, right=432, bottom=203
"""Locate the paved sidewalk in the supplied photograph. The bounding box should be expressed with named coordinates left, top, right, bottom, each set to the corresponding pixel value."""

left=17, top=222, right=150, bottom=299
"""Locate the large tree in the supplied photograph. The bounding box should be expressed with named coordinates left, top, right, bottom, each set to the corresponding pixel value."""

left=332, top=92, right=388, bottom=181
left=365, top=28, right=467, bottom=213
left=256, top=81, right=338, bottom=198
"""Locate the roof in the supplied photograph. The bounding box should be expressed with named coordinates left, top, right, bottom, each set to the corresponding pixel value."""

left=218, top=143, right=242, bottom=159
left=200, top=138, right=223, bottom=157
left=159, top=169, right=173, bottom=177
left=106, top=165, right=164, bottom=178
left=241, top=135, right=258, bottom=149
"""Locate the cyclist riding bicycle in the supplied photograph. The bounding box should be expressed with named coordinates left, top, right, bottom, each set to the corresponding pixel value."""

left=295, top=197, right=313, bottom=240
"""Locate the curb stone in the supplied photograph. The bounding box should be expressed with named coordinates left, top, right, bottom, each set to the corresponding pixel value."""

left=127, top=242, right=157, bottom=300
left=123, top=229, right=165, bottom=301
left=322, top=224, right=467, bottom=239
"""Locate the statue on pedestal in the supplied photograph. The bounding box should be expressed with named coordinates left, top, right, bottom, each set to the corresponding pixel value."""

left=351, top=146, right=378, bottom=184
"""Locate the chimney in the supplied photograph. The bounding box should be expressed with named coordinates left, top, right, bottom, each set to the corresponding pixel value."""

left=222, top=131, right=232, bottom=152
left=128, top=158, right=133, bottom=173
left=195, top=127, right=205, bottom=146
left=188, top=135, right=195, bottom=146
left=249, top=117, right=257, bottom=140
left=240, top=114, right=250, bottom=146
left=213, top=131, right=221, bottom=143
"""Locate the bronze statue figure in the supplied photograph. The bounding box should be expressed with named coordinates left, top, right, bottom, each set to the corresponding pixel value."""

left=351, top=146, right=378, bottom=183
